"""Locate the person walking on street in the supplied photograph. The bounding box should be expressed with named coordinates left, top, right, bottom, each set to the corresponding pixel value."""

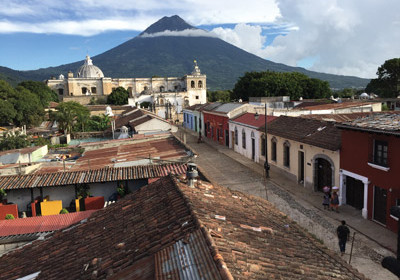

left=337, top=220, right=350, bottom=256
left=322, top=186, right=331, bottom=210
left=330, top=191, right=339, bottom=212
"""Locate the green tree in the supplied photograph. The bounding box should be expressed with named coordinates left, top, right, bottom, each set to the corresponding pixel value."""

left=366, top=58, right=400, bottom=97
left=11, top=86, right=44, bottom=127
left=0, top=99, right=16, bottom=124
left=0, top=132, right=30, bottom=151
left=18, top=81, right=59, bottom=107
left=207, top=90, right=232, bottom=102
left=0, top=80, right=45, bottom=127
left=232, top=71, right=331, bottom=101
left=87, top=114, right=111, bottom=131
left=107, top=87, right=129, bottom=105
left=52, top=101, right=90, bottom=133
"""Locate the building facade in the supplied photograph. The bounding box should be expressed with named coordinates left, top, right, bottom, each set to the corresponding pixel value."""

left=337, top=113, right=400, bottom=232
left=47, top=56, right=207, bottom=110
left=262, top=116, right=341, bottom=191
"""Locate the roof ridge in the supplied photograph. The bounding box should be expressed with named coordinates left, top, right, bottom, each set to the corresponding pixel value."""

left=170, top=175, right=234, bottom=280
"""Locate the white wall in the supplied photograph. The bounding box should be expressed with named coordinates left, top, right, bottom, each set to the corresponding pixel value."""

left=229, top=123, right=260, bottom=163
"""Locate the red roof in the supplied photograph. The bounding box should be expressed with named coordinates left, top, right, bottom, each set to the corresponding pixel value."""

left=231, top=113, right=277, bottom=128
left=0, top=211, right=96, bottom=237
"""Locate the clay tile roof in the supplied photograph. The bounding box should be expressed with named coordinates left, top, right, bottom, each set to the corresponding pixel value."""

left=300, top=112, right=373, bottom=123
left=230, top=113, right=277, bottom=128
left=264, top=116, right=341, bottom=151
left=337, top=112, right=400, bottom=136
left=0, top=163, right=187, bottom=190
left=0, top=211, right=96, bottom=237
left=0, top=176, right=366, bottom=280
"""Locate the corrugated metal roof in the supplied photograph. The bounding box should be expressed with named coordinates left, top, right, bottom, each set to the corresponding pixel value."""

left=213, top=103, right=244, bottom=113
left=0, top=163, right=187, bottom=190
left=0, top=211, right=96, bottom=237
left=155, top=230, right=221, bottom=280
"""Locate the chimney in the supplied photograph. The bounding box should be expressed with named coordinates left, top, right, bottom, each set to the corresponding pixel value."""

left=186, top=163, right=198, bottom=188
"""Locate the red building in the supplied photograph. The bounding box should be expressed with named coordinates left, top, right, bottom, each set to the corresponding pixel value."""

left=202, top=103, right=250, bottom=146
left=337, top=113, right=400, bottom=232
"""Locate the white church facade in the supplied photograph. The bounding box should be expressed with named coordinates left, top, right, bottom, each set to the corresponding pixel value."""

left=46, top=56, right=207, bottom=110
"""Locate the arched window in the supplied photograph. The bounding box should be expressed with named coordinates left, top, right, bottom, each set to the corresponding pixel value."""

left=191, top=80, right=195, bottom=88
left=198, top=80, right=203, bottom=88
left=283, top=140, right=290, bottom=167
left=271, top=137, right=277, bottom=161
left=160, top=86, right=165, bottom=92
left=242, top=129, right=246, bottom=149
left=234, top=127, right=238, bottom=145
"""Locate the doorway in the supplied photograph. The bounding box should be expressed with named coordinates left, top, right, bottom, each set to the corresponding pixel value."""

left=315, top=157, right=332, bottom=191
left=225, top=130, right=229, bottom=147
left=298, top=151, right=304, bottom=184
left=346, top=176, right=364, bottom=210
left=373, top=186, right=387, bottom=225
left=251, top=138, right=255, bottom=161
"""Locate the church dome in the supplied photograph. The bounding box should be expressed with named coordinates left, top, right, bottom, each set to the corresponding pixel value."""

left=76, top=55, right=104, bottom=78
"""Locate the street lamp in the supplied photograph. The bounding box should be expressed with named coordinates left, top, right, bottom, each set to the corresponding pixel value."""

left=255, top=102, right=270, bottom=178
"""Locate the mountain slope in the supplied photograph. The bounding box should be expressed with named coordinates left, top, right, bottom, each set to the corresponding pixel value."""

left=0, top=15, right=369, bottom=90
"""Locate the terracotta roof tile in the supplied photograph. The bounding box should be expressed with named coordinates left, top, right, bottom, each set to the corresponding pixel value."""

left=230, top=113, right=277, bottom=128
left=0, top=176, right=366, bottom=280
left=264, top=116, right=341, bottom=151
left=0, top=211, right=96, bottom=237
left=0, top=163, right=187, bottom=190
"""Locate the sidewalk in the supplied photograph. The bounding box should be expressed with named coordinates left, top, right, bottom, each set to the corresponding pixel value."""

left=175, top=127, right=397, bottom=280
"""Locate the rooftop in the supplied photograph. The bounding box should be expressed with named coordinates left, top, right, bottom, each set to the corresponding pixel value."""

left=0, top=163, right=186, bottom=190
left=300, top=112, right=374, bottom=123
left=230, top=113, right=277, bottom=128
left=0, top=211, right=96, bottom=237
left=0, top=175, right=366, bottom=280
left=337, top=113, right=400, bottom=136
left=264, top=116, right=341, bottom=151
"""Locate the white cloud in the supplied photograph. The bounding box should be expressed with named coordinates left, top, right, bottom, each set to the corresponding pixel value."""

left=211, top=24, right=268, bottom=56
left=209, top=0, right=400, bottom=78
left=140, top=29, right=215, bottom=38
left=0, top=0, right=280, bottom=35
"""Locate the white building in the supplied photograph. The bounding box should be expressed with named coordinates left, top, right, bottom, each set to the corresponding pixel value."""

left=47, top=57, right=207, bottom=108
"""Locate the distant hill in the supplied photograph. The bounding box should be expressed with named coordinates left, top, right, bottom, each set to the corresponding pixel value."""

left=0, top=15, right=369, bottom=90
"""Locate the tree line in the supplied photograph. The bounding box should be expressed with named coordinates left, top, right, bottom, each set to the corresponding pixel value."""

left=0, top=80, right=58, bottom=127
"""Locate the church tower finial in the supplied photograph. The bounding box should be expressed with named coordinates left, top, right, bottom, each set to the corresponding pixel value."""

left=192, top=59, right=201, bottom=76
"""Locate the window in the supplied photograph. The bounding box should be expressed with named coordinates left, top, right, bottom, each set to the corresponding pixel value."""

left=91, top=87, right=97, bottom=94
left=81, top=87, right=87, bottom=94
left=283, top=141, right=290, bottom=167
left=196, top=95, right=199, bottom=99
left=198, top=81, right=203, bottom=88
left=374, top=140, right=388, bottom=167
left=191, top=81, right=195, bottom=88
left=242, top=129, right=246, bottom=149
left=271, top=137, right=277, bottom=161
left=235, top=127, right=238, bottom=145
left=58, top=88, right=64, bottom=95
left=160, top=86, right=165, bottom=92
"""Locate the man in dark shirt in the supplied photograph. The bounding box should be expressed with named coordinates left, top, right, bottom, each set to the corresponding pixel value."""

left=337, top=220, right=350, bottom=256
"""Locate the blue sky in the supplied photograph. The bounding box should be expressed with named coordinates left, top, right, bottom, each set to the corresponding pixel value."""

left=0, top=0, right=399, bottom=78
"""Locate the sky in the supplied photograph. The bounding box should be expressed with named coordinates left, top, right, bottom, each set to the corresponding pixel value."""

left=0, top=0, right=399, bottom=79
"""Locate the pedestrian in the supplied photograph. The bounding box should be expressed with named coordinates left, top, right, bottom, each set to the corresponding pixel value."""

left=330, top=191, right=339, bottom=212
left=322, top=187, right=331, bottom=210
left=337, top=220, right=350, bottom=256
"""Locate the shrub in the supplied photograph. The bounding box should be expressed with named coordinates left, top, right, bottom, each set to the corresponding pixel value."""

left=59, top=208, right=69, bottom=214
left=5, top=214, right=15, bottom=220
